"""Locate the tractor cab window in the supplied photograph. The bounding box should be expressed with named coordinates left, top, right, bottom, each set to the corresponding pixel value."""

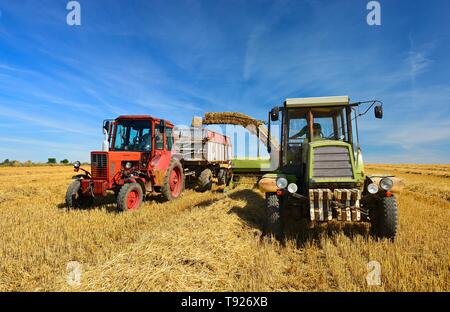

left=284, top=109, right=308, bottom=172
left=165, top=127, right=173, bottom=151
left=113, top=120, right=152, bottom=152
left=287, top=110, right=308, bottom=144
left=312, top=108, right=347, bottom=141
left=154, top=123, right=164, bottom=150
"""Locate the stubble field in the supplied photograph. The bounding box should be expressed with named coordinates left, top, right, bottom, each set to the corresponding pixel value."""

left=0, top=164, right=448, bottom=291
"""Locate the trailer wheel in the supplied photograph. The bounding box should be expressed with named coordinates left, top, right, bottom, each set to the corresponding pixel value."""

left=217, top=168, right=227, bottom=185
left=198, top=168, right=213, bottom=192
left=162, top=159, right=184, bottom=201
left=263, top=192, right=285, bottom=241
left=65, top=180, right=94, bottom=209
left=371, top=195, right=398, bottom=240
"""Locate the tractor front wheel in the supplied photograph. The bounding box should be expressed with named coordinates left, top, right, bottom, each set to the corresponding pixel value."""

left=162, top=159, right=184, bottom=201
left=263, top=192, right=285, bottom=241
left=65, top=180, right=94, bottom=209
left=117, top=182, right=143, bottom=211
left=370, top=195, right=398, bottom=240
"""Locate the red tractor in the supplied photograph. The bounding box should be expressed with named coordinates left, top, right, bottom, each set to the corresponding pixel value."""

left=66, top=115, right=184, bottom=211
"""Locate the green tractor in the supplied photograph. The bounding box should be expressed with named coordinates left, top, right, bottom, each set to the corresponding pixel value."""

left=259, top=96, right=401, bottom=240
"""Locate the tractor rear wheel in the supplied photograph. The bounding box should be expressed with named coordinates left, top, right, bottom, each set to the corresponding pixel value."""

left=198, top=168, right=213, bottom=192
left=263, top=192, right=285, bottom=241
left=65, top=180, right=94, bottom=209
left=162, top=159, right=184, bottom=201
left=371, top=196, right=398, bottom=240
left=117, top=182, right=143, bottom=211
left=217, top=168, right=227, bottom=185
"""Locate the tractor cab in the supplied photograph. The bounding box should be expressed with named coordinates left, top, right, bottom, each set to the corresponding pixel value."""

left=97, top=115, right=175, bottom=180
left=270, top=96, right=366, bottom=191
left=67, top=115, right=184, bottom=211
left=104, top=115, right=174, bottom=155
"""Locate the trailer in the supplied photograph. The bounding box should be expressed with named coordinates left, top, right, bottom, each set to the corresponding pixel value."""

left=174, top=127, right=232, bottom=191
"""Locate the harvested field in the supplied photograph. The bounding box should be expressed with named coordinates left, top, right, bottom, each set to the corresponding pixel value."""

left=0, top=164, right=448, bottom=291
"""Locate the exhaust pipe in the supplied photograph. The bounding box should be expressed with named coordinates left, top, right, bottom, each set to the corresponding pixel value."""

left=102, top=128, right=109, bottom=152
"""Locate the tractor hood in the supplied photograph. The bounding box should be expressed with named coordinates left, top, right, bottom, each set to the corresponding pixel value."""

left=308, top=140, right=364, bottom=186
left=91, top=151, right=144, bottom=181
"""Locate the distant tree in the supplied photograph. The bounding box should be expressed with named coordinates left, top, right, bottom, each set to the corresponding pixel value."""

left=10, top=160, right=21, bottom=167
left=60, top=159, right=69, bottom=164
left=47, top=158, right=57, bottom=164
left=2, top=159, right=9, bottom=165
left=23, top=160, right=33, bottom=167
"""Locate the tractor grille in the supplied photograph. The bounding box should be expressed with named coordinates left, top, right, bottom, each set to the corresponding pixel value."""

left=91, top=153, right=108, bottom=179
left=312, top=146, right=353, bottom=179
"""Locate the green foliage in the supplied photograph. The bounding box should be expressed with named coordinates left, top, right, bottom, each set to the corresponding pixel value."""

left=60, top=159, right=70, bottom=164
left=47, top=158, right=57, bottom=164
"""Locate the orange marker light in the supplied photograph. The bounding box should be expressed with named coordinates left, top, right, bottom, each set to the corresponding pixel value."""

left=386, top=191, right=392, bottom=197
left=276, top=190, right=283, bottom=196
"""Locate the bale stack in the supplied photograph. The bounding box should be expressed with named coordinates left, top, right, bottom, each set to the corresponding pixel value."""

left=203, top=112, right=265, bottom=128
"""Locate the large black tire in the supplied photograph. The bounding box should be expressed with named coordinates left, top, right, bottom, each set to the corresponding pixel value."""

left=198, top=168, right=213, bottom=192
left=117, top=182, right=143, bottom=211
left=217, top=168, right=227, bottom=186
left=65, top=180, right=94, bottom=209
left=371, top=196, right=398, bottom=240
left=162, top=159, right=184, bottom=201
left=264, top=192, right=285, bottom=241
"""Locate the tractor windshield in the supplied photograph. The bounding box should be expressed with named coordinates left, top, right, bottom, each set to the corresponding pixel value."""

left=113, top=120, right=152, bottom=152
left=312, top=107, right=347, bottom=141
left=287, top=107, right=347, bottom=142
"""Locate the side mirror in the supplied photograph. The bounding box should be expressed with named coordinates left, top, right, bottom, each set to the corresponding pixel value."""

left=374, top=105, right=383, bottom=119
left=159, top=119, right=166, bottom=131
left=270, top=107, right=279, bottom=121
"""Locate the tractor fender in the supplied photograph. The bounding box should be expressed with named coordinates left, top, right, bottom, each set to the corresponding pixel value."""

left=125, top=177, right=148, bottom=193
left=258, top=173, right=287, bottom=193
left=72, top=174, right=90, bottom=180
left=367, top=175, right=404, bottom=194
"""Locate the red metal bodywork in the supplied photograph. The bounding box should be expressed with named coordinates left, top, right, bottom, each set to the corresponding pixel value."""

left=79, top=116, right=175, bottom=196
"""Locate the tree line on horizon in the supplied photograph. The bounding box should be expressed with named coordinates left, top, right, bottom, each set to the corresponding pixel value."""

left=0, top=158, right=88, bottom=167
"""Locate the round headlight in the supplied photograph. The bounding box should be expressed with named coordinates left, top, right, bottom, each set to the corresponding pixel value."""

left=380, top=177, right=393, bottom=191
left=73, top=161, right=81, bottom=169
left=125, top=162, right=133, bottom=169
left=287, top=183, right=298, bottom=193
left=276, top=177, right=288, bottom=189
left=367, top=182, right=379, bottom=194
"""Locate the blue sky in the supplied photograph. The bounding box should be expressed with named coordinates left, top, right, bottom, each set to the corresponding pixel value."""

left=0, top=0, right=449, bottom=163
